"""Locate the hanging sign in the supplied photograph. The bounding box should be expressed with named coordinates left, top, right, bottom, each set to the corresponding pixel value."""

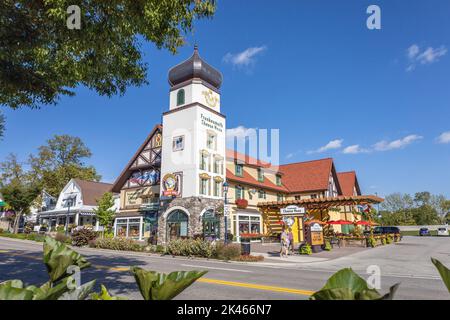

left=162, top=172, right=182, bottom=197
left=224, top=205, right=231, bottom=217
left=280, top=205, right=305, bottom=215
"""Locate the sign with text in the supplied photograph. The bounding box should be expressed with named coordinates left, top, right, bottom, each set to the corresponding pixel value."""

left=280, top=205, right=305, bottom=215
left=224, top=205, right=231, bottom=217
left=311, top=231, right=324, bottom=245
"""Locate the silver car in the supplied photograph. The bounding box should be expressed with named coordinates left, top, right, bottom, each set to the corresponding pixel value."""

left=437, top=227, right=449, bottom=236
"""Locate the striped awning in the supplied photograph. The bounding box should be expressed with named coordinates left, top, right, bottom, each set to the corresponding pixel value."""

left=38, top=211, right=95, bottom=218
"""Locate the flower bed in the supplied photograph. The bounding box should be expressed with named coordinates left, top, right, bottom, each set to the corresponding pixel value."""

left=240, top=233, right=263, bottom=241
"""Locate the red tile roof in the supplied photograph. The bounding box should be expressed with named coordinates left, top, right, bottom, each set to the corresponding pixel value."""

left=226, top=169, right=288, bottom=193
left=226, top=149, right=273, bottom=169
left=278, top=158, right=334, bottom=193
left=337, top=171, right=361, bottom=196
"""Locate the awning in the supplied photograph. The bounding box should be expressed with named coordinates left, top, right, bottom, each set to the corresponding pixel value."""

left=38, top=211, right=95, bottom=218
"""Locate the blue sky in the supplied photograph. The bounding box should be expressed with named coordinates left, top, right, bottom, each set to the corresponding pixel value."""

left=1, top=0, right=450, bottom=197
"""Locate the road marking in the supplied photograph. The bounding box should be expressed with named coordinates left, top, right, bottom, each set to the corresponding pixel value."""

left=197, top=278, right=314, bottom=296
left=181, top=264, right=253, bottom=273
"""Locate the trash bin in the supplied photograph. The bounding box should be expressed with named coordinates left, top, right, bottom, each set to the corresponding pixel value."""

left=241, top=240, right=251, bottom=255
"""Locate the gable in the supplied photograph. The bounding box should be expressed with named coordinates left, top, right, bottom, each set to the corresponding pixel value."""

left=111, top=124, right=162, bottom=193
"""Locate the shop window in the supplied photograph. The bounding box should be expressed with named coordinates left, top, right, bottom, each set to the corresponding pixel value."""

left=115, top=217, right=141, bottom=239
left=173, top=136, right=184, bottom=151
left=238, top=215, right=261, bottom=237
left=257, top=168, right=264, bottom=182
left=167, top=210, right=188, bottom=241
left=235, top=164, right=243, bottom=177
left=177, top=89, right=185, bottom=106
left=203, top=210, right=220, bottom=239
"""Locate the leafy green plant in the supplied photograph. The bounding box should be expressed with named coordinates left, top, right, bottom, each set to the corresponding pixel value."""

left=94, top=237, right=143, bottom=252
left=167, top=238, right=215, bottom=258
left=381, top=236, right=386, bottom=245
left=386, top=234, right=393, bottom=244
left=310, top=268, right=399, bottom=300
left=214, top=243, right=241, bottom=261
left=431, top=258, right=450, bottom=293
left=367, top=236, right=376, bottom=248
left=130, top=267, right=207, bottom=300
left=43, top=237, right=90, bottom=283
left=299, top=243, right=312, bottom=255
left=90, top=285, right=124, bottom=300
left=324, top=240, right=332, bottom=251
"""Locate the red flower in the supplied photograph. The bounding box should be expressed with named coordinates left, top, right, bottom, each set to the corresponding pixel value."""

left=235, top=199, right=248, bottom=208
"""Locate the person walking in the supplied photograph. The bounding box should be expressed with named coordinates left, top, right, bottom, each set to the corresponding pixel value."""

left=288, top=228, right=294, bottom=255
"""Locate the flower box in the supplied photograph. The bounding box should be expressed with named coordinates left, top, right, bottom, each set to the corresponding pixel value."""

left=235, top=199, right=248, bottom=209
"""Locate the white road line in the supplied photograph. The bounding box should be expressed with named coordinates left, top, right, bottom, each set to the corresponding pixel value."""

left=181, top=264, right=253, bottom=273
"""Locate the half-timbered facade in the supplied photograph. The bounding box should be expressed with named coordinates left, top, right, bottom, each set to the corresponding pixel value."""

left=111, top=125, right=163, bottom=241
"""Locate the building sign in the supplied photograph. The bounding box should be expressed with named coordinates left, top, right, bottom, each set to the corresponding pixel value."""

left=200, top=113, right=223, bottom=133
left=129, top=169, right=160, bottom=186
left=310, top=222, right=323, bottom=232
left=162, top=172, right=182, bottom=197
left=224, top=204, right=231, bottom=217
left=280, top=205, right=306, bottom=215
left=311, top=231, right=324, bottom=245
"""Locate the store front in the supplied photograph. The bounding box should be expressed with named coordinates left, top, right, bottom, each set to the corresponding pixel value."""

left=166, top=210, right=189, bottom=241
left=115, top=217, right=143, bottom=240
left=233, top=211, right=262, bottom=242
left=143, top=211, right=158, bottom=244
left=202, top=209, right=220, bottom=240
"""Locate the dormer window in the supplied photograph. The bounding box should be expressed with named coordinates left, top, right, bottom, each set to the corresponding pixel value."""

left=235, top=163, right=243, bottom=177
left=257, top=168, right=264, bottom=182
left=177, top=89, right=185, bottom=106
left=276, top=174, right=282, bottom=186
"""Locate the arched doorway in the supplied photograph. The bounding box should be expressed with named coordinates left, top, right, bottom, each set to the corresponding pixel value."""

left=167, top=210, right=188, bottom=241
left=202, top=209, right=220, bottom=240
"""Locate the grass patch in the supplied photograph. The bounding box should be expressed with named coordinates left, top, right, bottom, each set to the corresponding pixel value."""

left=0, top=232, right=45, bottom=242
left=401, top=230, right=439, bottom=236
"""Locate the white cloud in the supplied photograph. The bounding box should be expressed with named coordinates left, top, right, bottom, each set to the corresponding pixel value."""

left=223, top=46, right=267, bottom=67
left=406, top=44, right=447, bottom=71
left=226, top=126, right=257, bottom=140
left=342, top=145, right=369, bottom=154
left=307, top=139, right=343, bottom=154
left=373, top=134, right=423, bottom=151
left=286, top=153, right=294, bottom=159
left=437, top=131, right=450, bottom=144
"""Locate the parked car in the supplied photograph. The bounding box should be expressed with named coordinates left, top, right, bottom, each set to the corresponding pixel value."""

left=364, top=226, right=400, bottom=236
left=419, top=227, right=431, bottom=236
left=437, top=227, right=449, bottom=236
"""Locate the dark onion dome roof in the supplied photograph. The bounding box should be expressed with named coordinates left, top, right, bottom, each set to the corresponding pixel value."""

left=168, top=45, right=223, bottom=89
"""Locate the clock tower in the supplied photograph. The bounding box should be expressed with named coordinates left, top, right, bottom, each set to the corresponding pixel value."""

left=159, top=46, right=226, bottom=244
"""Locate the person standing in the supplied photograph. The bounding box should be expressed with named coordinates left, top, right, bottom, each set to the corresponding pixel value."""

left=280, top=228, right=289, bottom=258
left=288, top=228, right=294, bottom=255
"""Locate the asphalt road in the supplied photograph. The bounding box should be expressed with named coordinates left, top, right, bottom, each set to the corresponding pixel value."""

left=0, top=236, right=449, bottom=300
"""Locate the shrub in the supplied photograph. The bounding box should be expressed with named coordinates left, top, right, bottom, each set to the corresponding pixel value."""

left=54, top=232, right=71, bottom=244
left=71, top=228, right=97, bottom=247
left=56, top=225, right=65, bottom=233
left=299, top=243, right=312, bottom=255
left=324, top=240, right=332, bottom=251
left=167, top=238, right=215, bottom=258
left=381, top=236, right=386, bottom=245
left=0, top=228, right=4, bottom=233
left=214, top=243, right=241, bottom=261
left=233, top=254, right=264, bottom=262
left=94, top=237, right=143, bottom=252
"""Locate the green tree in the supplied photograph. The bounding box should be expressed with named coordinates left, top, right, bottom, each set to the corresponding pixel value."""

left=0, top=111, right=4, bottom=139
left=414, top=191, right=431, bottom=206
left=0, top=155, right=40, bottom=233
left=29, top=135, right=100, bottom=196
left=410, top=205, right=440, bottom=226
left=1, top=0, right=216, bottom=109
left=94, top=192, right=116, bottom=234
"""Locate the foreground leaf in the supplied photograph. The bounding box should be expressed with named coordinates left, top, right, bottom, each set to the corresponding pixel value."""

left=43, top=237, right=90, bottom=283
left=58, top=279, right=96, bottom=300
left=431, top=258, right=450, bottom=293
left=90, top=285, right=125, bottom=300
left=310, top=268, right=399, bottom=300
left=0, top=280, right=34, bottom=300
left=130, top=267, right=207, bottom=300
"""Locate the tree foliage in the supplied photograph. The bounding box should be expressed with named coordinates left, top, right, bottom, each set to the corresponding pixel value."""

left=379, top=191, right=447, bottom=226
left=0, top=0, right=216, bottom=109
left=29, top=134, right=100, bottom=196
left=93, top=192, right=116, bottom=233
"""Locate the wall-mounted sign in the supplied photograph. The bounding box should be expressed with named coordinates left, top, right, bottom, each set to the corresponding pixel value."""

left=200, top=113, right=223, bottom=133
left=162, top=172, right=182, bottom=197
left=202, top=89, right=219, bottom=108
left=310, top=222, right=323, bottom=232
left=280, top=205, right=306, bottom=215
left=129, top=169, right=160, bottom=186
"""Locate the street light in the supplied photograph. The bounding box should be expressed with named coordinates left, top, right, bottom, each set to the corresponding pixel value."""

left=223, top=181, right=229, bottom=244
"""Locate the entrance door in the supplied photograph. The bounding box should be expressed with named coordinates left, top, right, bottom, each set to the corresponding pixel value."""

left=203, top=210, right=220, bottom=239
left=166, top=210, right=188, bottom=241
